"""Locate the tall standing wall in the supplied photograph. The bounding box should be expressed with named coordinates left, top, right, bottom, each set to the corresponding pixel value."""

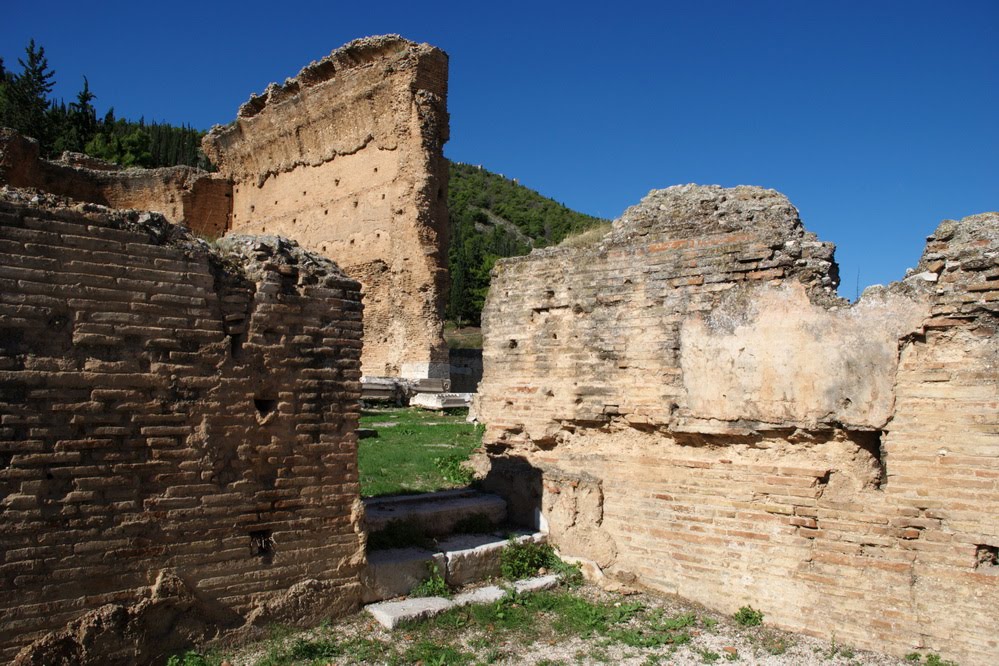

left=0, top=191, right=365, bottom=664
left=476, top=185, right=999, bottom=665
left=204, top=35, right=450, bottom=380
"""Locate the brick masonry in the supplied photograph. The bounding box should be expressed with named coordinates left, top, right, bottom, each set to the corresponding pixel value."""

left=475, top=185, right=999, bottom=665
left=0, top=189, right=365, bottom=663
left=0, top=129, right=232, bottom=239
left=204, top=35, right=451, bottom=381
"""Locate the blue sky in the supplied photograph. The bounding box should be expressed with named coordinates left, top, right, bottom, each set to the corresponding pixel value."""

left=4, top=0, right=996, bottom=296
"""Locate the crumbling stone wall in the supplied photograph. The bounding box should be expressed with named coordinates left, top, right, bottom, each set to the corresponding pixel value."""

left=0, top=129, right=232, bottom=238
left=203, top=35, right=450, bottom=381
left=476, top=185, right=998, bottom=665
left=0, top=189, right=365, bottom=663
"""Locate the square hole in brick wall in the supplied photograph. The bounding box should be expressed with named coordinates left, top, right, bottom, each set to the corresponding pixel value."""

left=975, top=544, right=998, bottom=569
left=250, top=530, right=274, bottom=563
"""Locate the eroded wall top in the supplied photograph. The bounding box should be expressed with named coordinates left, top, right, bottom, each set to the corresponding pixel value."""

left=479, top=184, right=935, bottom=440
left=203, top=36, right=450, bottom=379
left=0, top=128, right=231, bottom=238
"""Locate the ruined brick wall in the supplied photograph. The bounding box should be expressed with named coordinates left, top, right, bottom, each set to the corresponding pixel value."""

left=203, top=35, right=450, bottom=380
left=0, top=190, right=365, bottom=663
left=476, top=185, right=998, bottom=665
left=0, top=129, right=231, bottom=238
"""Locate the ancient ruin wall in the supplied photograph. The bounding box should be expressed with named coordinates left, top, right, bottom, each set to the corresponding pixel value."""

left=476, top=185, right=999, bottom=665
left=0, top=190, right=365, bottom=663
left=0, top=129, right=231, bottom=238
left=203, top=35, right=450, bottom=380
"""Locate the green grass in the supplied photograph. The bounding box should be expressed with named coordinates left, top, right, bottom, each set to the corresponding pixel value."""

left=357, top=407, right=482, bottom=497
left=444, top=323, right=483, bottom=349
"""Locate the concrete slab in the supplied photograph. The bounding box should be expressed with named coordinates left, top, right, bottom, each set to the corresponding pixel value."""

left=366, top=597, right=454, bottom=630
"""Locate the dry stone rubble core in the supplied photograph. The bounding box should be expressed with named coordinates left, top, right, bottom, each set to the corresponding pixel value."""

left=475, top=184, right=999, bottom=666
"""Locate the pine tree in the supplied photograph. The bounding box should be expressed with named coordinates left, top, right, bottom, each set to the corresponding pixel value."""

left=6, top=40, right=56, bottom=149
left=68, top=77, right=97, bottom=149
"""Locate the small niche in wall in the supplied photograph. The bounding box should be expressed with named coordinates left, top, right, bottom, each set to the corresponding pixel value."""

left=249, top=530, right=274, bottom=563
left=254, top=396, right=278, bottom=424
left=976, top=544, right=998, bottom=570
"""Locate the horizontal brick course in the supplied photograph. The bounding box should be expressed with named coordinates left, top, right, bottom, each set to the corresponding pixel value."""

left=478, top=188, right=998, bottom=665
left=0, top=196, right=364, bottom=662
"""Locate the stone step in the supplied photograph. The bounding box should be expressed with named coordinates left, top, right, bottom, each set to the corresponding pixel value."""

left=366, top=574, right=561, bottom=630
left=363, top=488, right=507, bottom=536
left=362, top=530, right=545, bottom=603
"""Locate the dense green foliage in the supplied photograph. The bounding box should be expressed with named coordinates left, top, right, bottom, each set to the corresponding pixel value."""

left=447, top=161, right=606, bottom=325
left=0, top=40, right=211, bottom=169
left=499, top=539, right=559, bottom=580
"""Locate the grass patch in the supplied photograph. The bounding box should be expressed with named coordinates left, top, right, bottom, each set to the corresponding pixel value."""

left=444, top=323, right=483, bottom=349
left=559, top=221, right=613, bottom=248
left=250, top=633, right=392, bottom=666
left=395, top=639, right=473, bottom=665
left=358, top=408, right=482, bottom=497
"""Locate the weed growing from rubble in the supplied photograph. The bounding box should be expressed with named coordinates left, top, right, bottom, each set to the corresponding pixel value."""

left=698, top=647, right=722, bottom=663
left=411, top=562, right=451, bottom=598
left=499, top=539, right=558, bottom=579
left=733, top=605, right=764, bottom=627
left=397, top=639, right=474, bottom=665
left=166, top=652, right=223, bottom=666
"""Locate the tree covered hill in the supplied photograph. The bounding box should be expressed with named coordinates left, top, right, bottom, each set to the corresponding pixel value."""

left=447, top=161, right=607, bottom=325
left=0, top=40, right=210, bottom=169
left=1, top=40, right=605, bottom=327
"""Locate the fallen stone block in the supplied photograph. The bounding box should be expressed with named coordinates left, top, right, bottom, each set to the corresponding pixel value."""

left=512, top=574, right=561, bottom=594
left=409, top=392, right=474, bottom=410
left=451, top=585, right=506, bottom=606
left=440, top=531, right=546, bottom=586
left=362, top=548, right=446, bottom=604
left=365, top=597, right=454, bottom=630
